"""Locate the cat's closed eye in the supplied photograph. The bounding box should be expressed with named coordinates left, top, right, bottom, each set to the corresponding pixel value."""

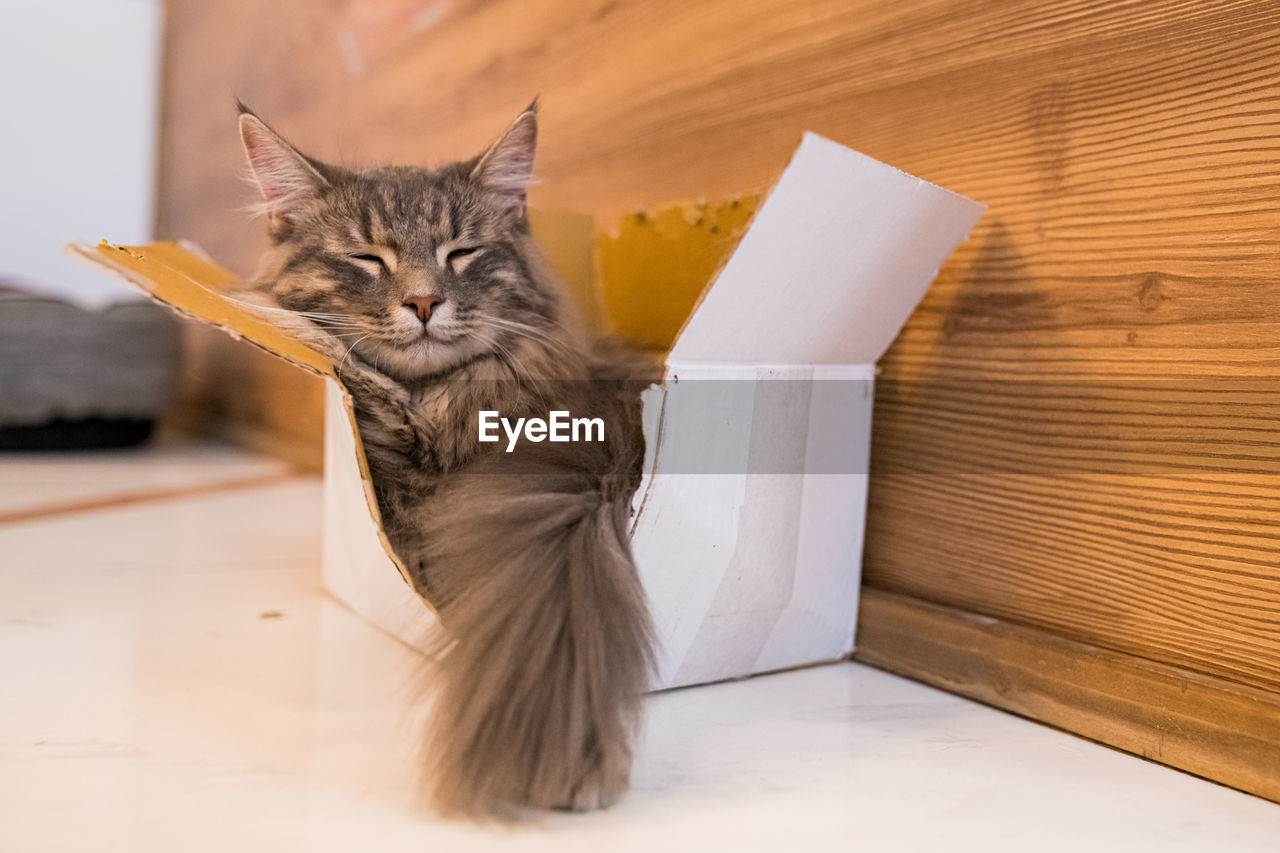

left=350, top=252, right=391, bottom=274
left=446, top=246, right=481, bottom=272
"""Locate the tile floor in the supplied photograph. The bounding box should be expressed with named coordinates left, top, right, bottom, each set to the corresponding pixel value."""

left=2, top=442, right=1279, bottom=851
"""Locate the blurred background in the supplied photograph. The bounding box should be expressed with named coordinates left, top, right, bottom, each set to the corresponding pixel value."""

left=0, top=0, right=173, bottom=450
left=3, top=0, right=1280, bottom=816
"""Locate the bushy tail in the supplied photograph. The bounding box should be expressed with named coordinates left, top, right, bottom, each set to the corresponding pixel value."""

left=414, top=449, right=654, bottom=819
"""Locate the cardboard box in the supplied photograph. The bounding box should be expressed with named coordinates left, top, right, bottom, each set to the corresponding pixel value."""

left=71, top=132, right=984, bottom=690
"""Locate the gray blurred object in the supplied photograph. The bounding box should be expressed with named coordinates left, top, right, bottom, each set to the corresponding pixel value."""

left=0, top=284, right=180, bottom=449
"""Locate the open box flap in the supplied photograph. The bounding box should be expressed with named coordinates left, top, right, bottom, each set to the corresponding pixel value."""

left=65, top=240, right=337, bottom=376
left=66, top=239, right=420, bottom=594
left=667, top=132, right=986, bottom=367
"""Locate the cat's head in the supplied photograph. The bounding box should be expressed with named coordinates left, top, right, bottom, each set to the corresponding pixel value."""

left=238, top=100, right=574, bottom=381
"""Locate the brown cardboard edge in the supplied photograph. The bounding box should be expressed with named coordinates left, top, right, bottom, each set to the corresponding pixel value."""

left=329, top=382, right=424, bottom=600
left=66, top=240, right=426, bottom=607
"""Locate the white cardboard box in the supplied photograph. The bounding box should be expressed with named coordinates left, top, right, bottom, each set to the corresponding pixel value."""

left=73, top=132, right=984, bottom=691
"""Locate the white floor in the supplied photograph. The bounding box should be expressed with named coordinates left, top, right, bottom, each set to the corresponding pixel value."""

left=2, top=444, right=1279, bottom=851
left=0, top=435, right=291, bottom=519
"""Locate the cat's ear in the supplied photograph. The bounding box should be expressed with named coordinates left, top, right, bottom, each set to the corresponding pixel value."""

left=470, top=99, right=538, bottom=220
left=237, top=101, right=331, bottom=239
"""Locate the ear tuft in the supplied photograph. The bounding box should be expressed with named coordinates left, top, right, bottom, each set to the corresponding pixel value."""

left=470, top=103, right=538, bottom=218
left=238, top=109, right=329, bottom=238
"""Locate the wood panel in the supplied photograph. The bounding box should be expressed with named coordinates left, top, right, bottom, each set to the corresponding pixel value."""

left=157, top=0, right=1280, bottom=787
left=851, top=0, right=1280, bottom=700
left=855, top=589, right=1280, bottom=804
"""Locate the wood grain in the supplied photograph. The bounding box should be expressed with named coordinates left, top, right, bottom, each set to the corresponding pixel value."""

left=855, top=589, right=1280, bottom=804
left=157, top=0, right=1280, bottom=784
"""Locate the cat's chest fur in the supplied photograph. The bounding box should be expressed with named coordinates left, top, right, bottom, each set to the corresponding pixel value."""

left=351, top=367, right=504, bottom=481
left=343, top=356, right=545, bottom=523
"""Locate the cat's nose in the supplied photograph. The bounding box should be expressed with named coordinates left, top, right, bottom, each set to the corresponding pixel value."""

left=403, top=295, right=445, bottom=324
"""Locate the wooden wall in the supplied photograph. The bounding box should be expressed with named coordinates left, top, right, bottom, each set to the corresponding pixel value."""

left=157, top=0, right=1280, bottom=800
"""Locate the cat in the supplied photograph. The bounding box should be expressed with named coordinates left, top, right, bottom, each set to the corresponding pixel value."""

left=234, top=100, right=657, bottom=818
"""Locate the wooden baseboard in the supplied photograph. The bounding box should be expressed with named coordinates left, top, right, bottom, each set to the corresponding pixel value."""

left=854, top=588, right=1280, bottom=804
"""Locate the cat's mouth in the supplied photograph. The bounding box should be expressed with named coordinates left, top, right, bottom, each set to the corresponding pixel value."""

left=397, top=325, right=463, bottom=349
left=385, top=329, right=447, bottom=358
left=361, top=327, right=476, bottom=379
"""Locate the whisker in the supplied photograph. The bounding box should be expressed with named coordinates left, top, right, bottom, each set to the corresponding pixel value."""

left=484, top=317, right=577, bottom=362
left=339, top=333, right=374, bottom=374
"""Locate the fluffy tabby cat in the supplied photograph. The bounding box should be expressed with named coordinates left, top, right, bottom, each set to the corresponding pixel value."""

left=234, top=100, right=656, bottom=818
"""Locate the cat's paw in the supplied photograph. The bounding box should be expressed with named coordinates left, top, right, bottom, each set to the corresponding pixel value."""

left=557, top=754, right=631, bottom=812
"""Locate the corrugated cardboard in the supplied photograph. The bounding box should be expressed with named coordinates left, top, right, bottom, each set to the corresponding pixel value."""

left=71, top=131, right=984, bottom=691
